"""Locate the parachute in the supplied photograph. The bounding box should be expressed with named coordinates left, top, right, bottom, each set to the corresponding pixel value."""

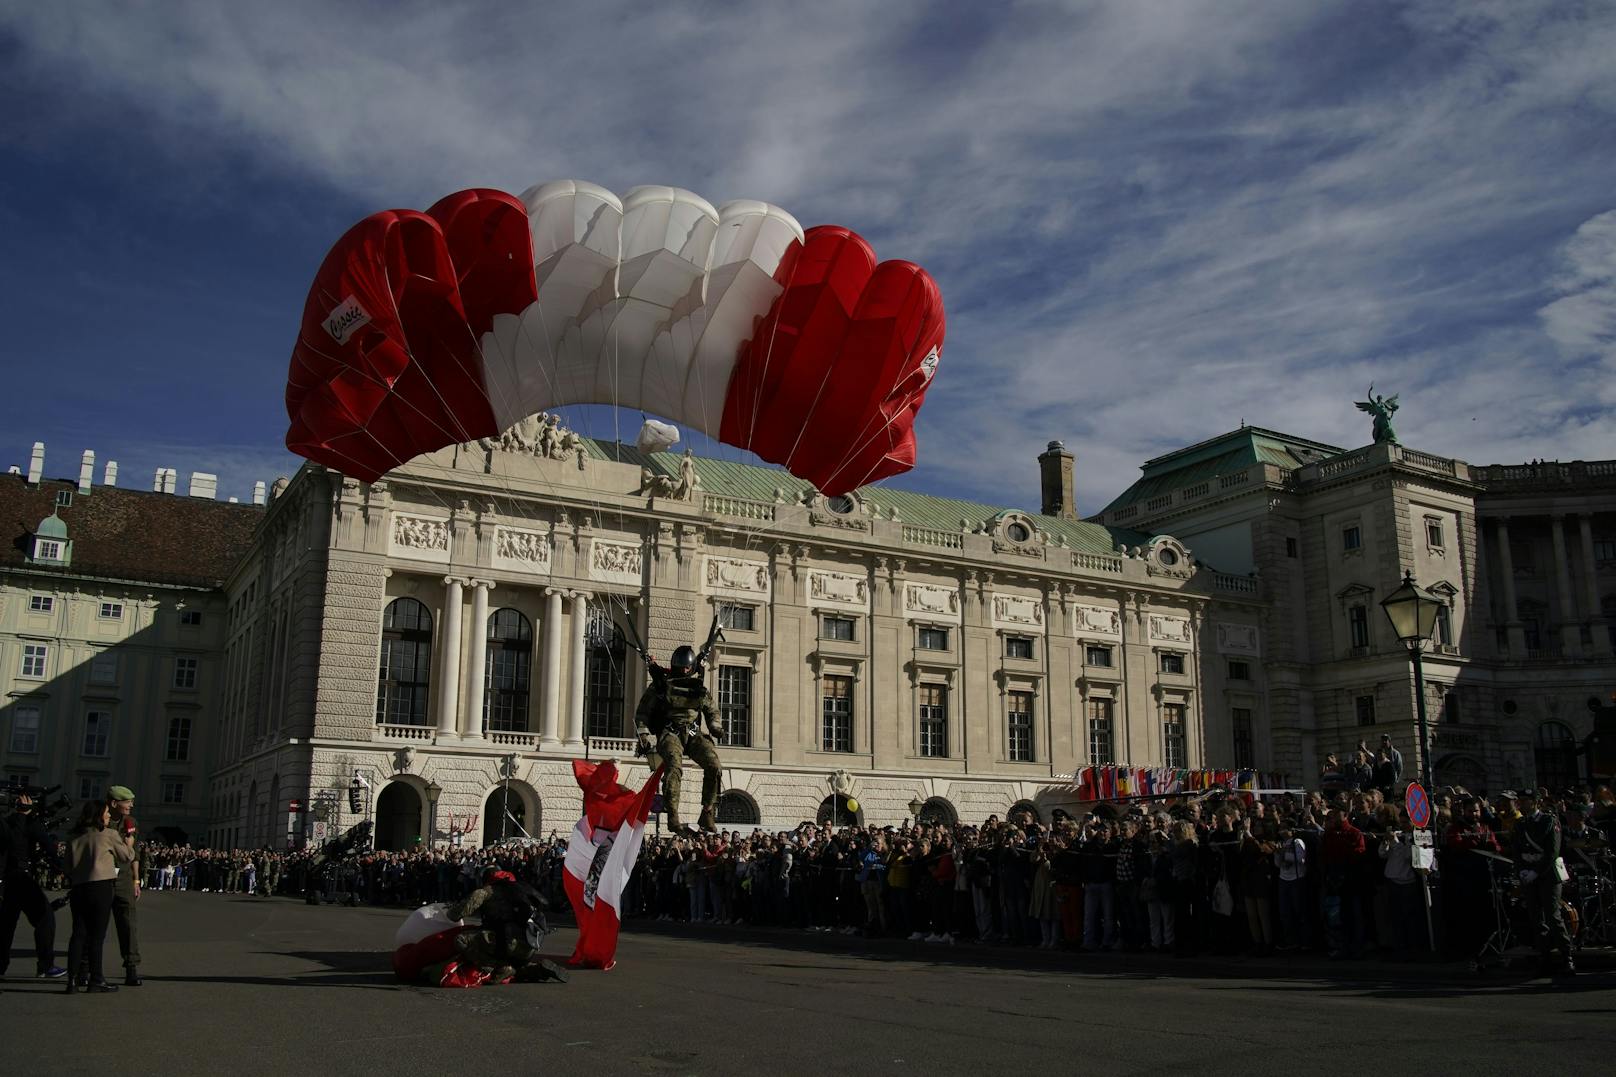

left=285, top=180, right=944, bottom=495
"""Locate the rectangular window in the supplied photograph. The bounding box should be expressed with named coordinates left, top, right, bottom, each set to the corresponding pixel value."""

left=1159, top=651, right=1185, bottom=675
left=99, top=601, right=124, bottom=620
left=918, top=684, right=947, bottom=757
left=1085, top=644, right=1113, bottom=668
left=180, top=609, right=204, bottom=627
left=1163, top=703, right=1188, bottom=768
left=917, top=626, right=950, bottom=651
left=1007, top=690, right=1034, bottom=762
left=161, top=781, right=186, bottom=806
left=1285, top=537, right=1299, bottom=559
left=1349, top=606, right=1370, bottom=649
left=1523, top=618, right=1542, bottom=651
left=28, top=595, right=53, bottom=613
left=717, top=665, right=752, bottom=748
left=173, top=656, right=199, bottom=690
left=1425, top=519, right=1444, bottom=547
left=821, top=615, right=856, bottom=642
left=78, top=775, right=104, bottom=801
left=34, top=539, right=62, bottom=561
left=1087, top=698, right=1114, bottom=764
left=1227, top=660, right=1250, bottom=681
left=82, top=710, right=111, bottom=757
left=1442, top=691, right=1461, bottom=726
left=1595, top=539, right=1615, bottom=562
left=89, top=651, right=118, bottom=685
left=1435, top=605, right=1454, bottom=648
left=1005, top=636, right=1034, bottom=660
left=1232, top=707, right=1255, bottom=769
left=1355, top=694, right=1377, bottom=727
left=20, top=644, right=48, bottom=679
left=9, top=704, right=41, bottom=754
left=821, top=675, right=853, bottom=752
left=717, top=603, right=755, bottom=632
left=1342, top=525, right=1362, bottom=552
left=166, top=716, right=193, bottom=762
left=55, top=489, right=72, bottom=508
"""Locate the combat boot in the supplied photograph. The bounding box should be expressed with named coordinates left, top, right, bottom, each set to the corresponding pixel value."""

left=666, top=808, right=697, bottom=836
left=698, top=807, right=719, bottom=833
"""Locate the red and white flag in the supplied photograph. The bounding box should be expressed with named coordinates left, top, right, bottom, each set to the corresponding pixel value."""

left=562, top=759, right=662, bottom=970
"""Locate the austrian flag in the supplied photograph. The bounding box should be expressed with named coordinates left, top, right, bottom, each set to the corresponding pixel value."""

left=562, top=760, right=662, bottom=970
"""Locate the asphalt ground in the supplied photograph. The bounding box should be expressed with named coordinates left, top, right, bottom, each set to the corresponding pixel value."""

left=3, top=894, right=1614, bottom=1077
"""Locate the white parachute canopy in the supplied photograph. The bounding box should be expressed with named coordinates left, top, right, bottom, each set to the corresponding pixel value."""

left=635, top=418, right=680, bottom=454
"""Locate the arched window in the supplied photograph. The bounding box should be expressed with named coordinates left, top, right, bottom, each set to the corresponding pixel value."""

left=584, top=608, right=626, bottom=740
left=1009, top=799, right=1041, bottom=826
left=816, top=794, right=863, bottom=827
left=917, top=796, right=958, bottom=826
left=377, top=598, right=433, bottom=726
left=716, top=790, right=761, bottom=826
left=1534, top=722, right=1578, bottom=791
left=485, top=608, right=532, bottom=732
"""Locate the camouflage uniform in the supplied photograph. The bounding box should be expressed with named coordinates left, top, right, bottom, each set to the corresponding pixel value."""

left=445, top=879, right=563, bottom=983
left=635, top=673, right=723, bottom=831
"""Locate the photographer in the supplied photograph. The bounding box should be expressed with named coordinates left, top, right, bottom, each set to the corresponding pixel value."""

left=0, top=789, right=66, bottom=980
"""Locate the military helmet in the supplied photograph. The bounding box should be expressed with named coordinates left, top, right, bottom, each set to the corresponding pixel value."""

left=670, top=645, right=697, bottom=670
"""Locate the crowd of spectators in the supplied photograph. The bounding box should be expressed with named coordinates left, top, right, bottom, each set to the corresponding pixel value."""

left=31, top=776, right=1613, bottom=969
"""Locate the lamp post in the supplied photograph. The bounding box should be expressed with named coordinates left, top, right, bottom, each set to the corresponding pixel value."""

left=426, top=780, right=442, bottom=849
left=1379, top=570, right=1444, bottom=792
left=908, top=796, right=925, bottom=825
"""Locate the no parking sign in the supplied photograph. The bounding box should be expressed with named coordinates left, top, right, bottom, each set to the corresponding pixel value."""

left=1405, top=781, right=1431, bottom=829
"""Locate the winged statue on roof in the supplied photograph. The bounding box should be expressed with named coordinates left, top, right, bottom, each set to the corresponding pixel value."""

left=1355, top=385, right=1399, bottom=445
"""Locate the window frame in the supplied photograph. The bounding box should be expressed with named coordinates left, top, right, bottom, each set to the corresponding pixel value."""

left=918, top=683, right=948, bottom=758
left=377, top=597, right=434, bottom=727
left=34, top=538, right=63, bottom=562
left=98, top=601, right=124, bottom=620
left=1084, top=644, right=1114, bottom=668
left=484, top=607, right=533, bottom=734
left=1086, top=697, right=1114, bottom=765
left=27, top=594, right=53, bottom=613
left=1005, top=635, right=1035, bottom=660
left=1341, top=524, right=1363, bottom=553
left=820, top=615, right=857, bottom=642
left=161, top=780, right=186, bottom=806
left=916, top=625, right=950, bottom=652
left=1007, top=690, right=1035, bottom=762
left=1348, top=605, right=1370, bottom=649
left=9, top=704, right=41, bottom=754
left=1355, top=694, right=1377, bottom=727
left=716, top=602, right=757, bottom=632
left=172, top=655, right=199, bottom=690
left=716, top=664, right=752, bottom=748
left=1227, top=659, right=1251, bottom=682
left=1163, top=702, right=1188, bottom=768
left=1231, top=707, right=1255, bottom=769
left=1159, top=650, right=1186, bottom=675
left=179, top=609, right=204, bottom=627
left=89, top=651, right=118, bottom=686
left=1425, top=518, right=1445, bottom=548
left=82, top=710, right=112, bottom=758
left=165, top=715, right=193, bottom=762
left=821, top=674, right=854, bottom=752
left=20, top=643, right=48, bottom=679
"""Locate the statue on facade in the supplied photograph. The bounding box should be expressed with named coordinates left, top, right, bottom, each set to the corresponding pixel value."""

left=633, top=466, right=678, bottom=499
left=671, top=448, right=700, bottom=501
left=1355, top=385, right=1400, bottom=445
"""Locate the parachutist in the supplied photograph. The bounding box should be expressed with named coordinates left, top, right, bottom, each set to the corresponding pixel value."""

left=634, top=644, right=723, bottom=833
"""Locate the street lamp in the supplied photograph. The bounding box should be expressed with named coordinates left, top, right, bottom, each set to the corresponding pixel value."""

left=908, top=795, right=925, bottom=824
left=1380, top=570, right=1445, bottom=791
left=425, top=780, right=442, bottom=848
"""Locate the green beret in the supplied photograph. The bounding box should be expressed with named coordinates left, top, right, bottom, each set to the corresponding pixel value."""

left=108, top=785, right=136, bottom=802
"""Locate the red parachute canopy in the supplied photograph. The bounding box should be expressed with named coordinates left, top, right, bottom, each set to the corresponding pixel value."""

left=285, top=181, right=944, bottom=495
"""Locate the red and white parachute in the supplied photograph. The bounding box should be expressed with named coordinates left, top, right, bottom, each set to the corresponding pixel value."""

left=285, top=181, right=945, bottom=495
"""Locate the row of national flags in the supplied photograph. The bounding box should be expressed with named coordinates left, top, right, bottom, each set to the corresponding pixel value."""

left=1064, top=766, right=1286, bottom=802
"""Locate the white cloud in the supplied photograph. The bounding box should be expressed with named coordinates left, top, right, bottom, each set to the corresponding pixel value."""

left=5, top=0, right=1616, bottom=513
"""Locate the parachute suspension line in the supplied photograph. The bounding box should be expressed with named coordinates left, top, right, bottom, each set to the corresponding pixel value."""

left=742, top=244, right=807, bottom=462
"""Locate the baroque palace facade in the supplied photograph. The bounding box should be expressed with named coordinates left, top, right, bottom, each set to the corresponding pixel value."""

left=3, top=421, right=1613, bottom=849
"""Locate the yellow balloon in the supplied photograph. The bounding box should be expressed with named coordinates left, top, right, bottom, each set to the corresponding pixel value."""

left=844, top=798, right=859, bottom=813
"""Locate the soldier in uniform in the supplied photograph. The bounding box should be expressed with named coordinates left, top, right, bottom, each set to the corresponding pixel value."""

left=1511, top=789, right=1574, bottom=977
left=444, top=869, right=566, bottom=983
left=106, top=785, right=144, bottom=986
left=634, top=645, right=724, bottom=833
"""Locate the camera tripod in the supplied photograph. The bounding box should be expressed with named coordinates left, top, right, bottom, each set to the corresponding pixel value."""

left=1472, top=848, right=1515, bottom=972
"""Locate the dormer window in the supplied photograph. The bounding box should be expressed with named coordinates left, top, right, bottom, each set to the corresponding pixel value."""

left=28, top=511, right=71, bottom=565
left=33, top=538, right=63, bottom=561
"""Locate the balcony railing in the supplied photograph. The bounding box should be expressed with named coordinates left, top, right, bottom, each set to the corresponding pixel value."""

left=376, top=723, right=433, bottom=741
left=1211, top=573, right=1258, bottom=595
left=586, top=736, right=641, bottom=759
left=1073, top=552, right=1124, bottom=574
left=487, top=730, right=537, bottom=749
left=703, top=494, right=776, bottom=522
left=901, top=525, right=964, bottom=550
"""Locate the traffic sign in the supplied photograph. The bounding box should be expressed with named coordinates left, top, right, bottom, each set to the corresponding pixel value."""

left=1405, top=781, right=1431, bottom=829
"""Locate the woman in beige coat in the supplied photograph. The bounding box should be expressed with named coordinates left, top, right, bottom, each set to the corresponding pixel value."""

left=64, top=800, right=135, bottom=993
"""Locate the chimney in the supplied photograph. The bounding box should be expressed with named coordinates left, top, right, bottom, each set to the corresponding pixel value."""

left=104, top=461, right=118, bottom=487
left=78, top=450, right=95, bottom=494
left=1038, top=440, right=1077, bottom=520
left=27, top=442, right=44, bottom=485
left=227, top=496, right=239, bottom=504
left=188, top=472, right=218, bottom=499
left=6, top=466, right=19, bottom=475
left=153, top=468, right=165, bottom=492
left=156, top=467, right=178, bottom=494
left=252, top=481, right=267, bottom=507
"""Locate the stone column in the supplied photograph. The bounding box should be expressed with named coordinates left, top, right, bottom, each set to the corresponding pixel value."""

left=539, top=588, right=563, bottom=748
left=1578, top=515, right=1612, bottom=656
left=461, top=580, right=494, bottom=739
left=1493, top=518, right=1526, bottom=655
left=436, top=577, right=464, bottom=739
left=1551, top=515, right=1579, bottom=654
left=564, top=592, right=589, bottom=750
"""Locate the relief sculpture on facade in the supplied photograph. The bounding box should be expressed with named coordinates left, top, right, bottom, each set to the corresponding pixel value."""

left=1148, top=614, right=1192, bottom=644
left=991, top=593, right=1044, bottom=627
left=904, top=582, right=959, bottom=618
left=495, top=526, right=551, bottom=569
left=1215, top=622, right=1260, bottom=656
left=392, top=514, right=449, bottom=552
left=591, top=541, right=644, bottom=578
left=479, top=412, right=582, bottom=462
left=705, top=557, right=769, bottom=593
left=808, top=570, right=868, bottom=607
left=1075, top=603, right=1122, bottom=638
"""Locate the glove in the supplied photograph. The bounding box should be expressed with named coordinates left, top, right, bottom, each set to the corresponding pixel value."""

left=636, top=732, right=654, bottom=753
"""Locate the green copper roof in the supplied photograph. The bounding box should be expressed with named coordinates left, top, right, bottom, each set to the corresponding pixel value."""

left=581, top=438, right=1152, bottom=556
left=1102, top=427, right=1345, bottom=514
left=35, top=511, right=68, bottom=539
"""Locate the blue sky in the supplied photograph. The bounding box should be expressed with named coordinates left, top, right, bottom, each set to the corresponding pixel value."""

left=3, top=1, right=1614, bottom=513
